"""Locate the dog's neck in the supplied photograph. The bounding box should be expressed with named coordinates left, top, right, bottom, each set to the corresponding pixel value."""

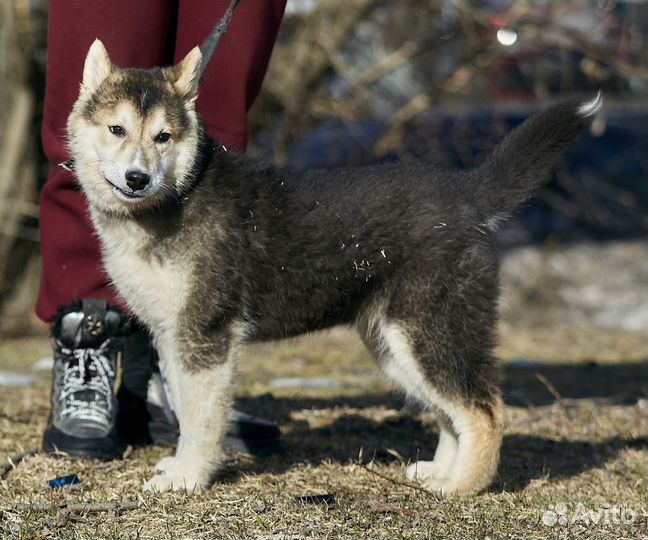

left=182, top=131, right=219, bottom=197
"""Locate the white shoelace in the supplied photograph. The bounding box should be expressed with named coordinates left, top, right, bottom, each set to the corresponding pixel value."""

left=57, top=340, right=115, bottom=426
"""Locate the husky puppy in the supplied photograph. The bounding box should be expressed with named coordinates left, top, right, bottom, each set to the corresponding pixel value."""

left=67, top=39, right=601, bottom=494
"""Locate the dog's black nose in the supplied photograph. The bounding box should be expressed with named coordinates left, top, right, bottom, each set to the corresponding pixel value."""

left=125, top=170, right=150, bottom=191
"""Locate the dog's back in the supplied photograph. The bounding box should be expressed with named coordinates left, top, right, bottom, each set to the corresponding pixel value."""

left=176, top=95, right=602, bottom=345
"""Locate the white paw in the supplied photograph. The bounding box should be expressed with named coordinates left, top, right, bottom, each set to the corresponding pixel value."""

left=406, top=460, right=447, bottom=483
left=143, top=472, right=206, bottom=493
left=154, top=456, right=177, bottom=474
left=406, top=461, right=455, bottom=495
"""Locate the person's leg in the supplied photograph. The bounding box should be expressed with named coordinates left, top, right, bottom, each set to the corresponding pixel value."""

left=174, top=0, right=287, bottom=151
left=40, top=0, right=175, bottom=459
left=41, top=0, right=287, bottom=460
left=38, top=0, right=176, bottom=322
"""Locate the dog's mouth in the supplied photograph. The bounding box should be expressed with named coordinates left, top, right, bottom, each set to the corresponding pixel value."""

left=105, top=178, right=146, bottom=201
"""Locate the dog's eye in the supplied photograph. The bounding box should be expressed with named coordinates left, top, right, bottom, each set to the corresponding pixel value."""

left=154, top=132, right=171, bottom=143
left=109, top=125, right=126, bottom=137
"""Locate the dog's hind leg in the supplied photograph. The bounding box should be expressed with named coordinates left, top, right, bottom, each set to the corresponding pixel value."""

left=143, top=330, right=239, bottom=493
left=375, top=320, right=503, bottom=496
left=358, top=264, right=503, bottom=496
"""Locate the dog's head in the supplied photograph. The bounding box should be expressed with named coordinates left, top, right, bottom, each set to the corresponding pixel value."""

left=67, top=40, right=203, bottom=215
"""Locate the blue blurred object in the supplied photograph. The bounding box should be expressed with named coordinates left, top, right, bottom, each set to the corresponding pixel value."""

left=48, top=474, right=81, bottom=488
left=254, top=102, right=647, bottom=246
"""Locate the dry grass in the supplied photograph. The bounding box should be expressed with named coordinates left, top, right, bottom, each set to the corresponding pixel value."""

left=1, top=326, right=646, bottom=539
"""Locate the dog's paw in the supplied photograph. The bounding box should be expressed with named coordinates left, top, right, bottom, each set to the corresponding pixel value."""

left=406, top=461, right=454, bottom=495
left=406, top=460, right=447, bottom=483
left=154, top=456, right=177, bottom=475
left=143, top=473, right=206, bottom=494
left=405, top=462, right=485, bottom=496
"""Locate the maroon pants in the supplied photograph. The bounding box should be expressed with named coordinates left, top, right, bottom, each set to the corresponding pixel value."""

left=37, top=0, right=286, bottom=322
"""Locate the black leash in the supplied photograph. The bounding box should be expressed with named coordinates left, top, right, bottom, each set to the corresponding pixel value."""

left=199, top=0, right=241, bottom=82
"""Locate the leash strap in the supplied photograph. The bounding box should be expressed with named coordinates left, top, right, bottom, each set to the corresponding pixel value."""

left=199, top=0, right=242, bottom=82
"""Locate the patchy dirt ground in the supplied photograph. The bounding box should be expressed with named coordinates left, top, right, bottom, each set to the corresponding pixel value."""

left=1, top=241, right=647, bottom=539
left=0, top=321, right=646, bottom=539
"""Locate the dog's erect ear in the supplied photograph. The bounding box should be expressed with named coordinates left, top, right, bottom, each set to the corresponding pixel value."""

left=82, top=39, right=112, bottom=95
left=171, top=47, right=202, bottom=101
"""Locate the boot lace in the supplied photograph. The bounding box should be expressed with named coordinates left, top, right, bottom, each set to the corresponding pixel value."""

left=57, top=339, right=116, bottom=425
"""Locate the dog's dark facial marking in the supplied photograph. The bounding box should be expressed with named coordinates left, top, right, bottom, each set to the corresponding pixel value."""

left=81, top=69, right=192, bottom=137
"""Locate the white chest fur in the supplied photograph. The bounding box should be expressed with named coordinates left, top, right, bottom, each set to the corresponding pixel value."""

left=92, top=215, right=193, bottom=336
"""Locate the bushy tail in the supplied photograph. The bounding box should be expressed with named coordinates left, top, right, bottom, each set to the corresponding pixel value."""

left=470, top=93, right=602, bottom=220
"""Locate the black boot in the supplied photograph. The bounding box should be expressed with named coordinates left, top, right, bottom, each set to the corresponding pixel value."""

left=43, top=300, right=127, bottom=460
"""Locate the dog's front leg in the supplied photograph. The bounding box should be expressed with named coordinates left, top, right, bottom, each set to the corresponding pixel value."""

left=144, top=335, right=236, bottom=493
